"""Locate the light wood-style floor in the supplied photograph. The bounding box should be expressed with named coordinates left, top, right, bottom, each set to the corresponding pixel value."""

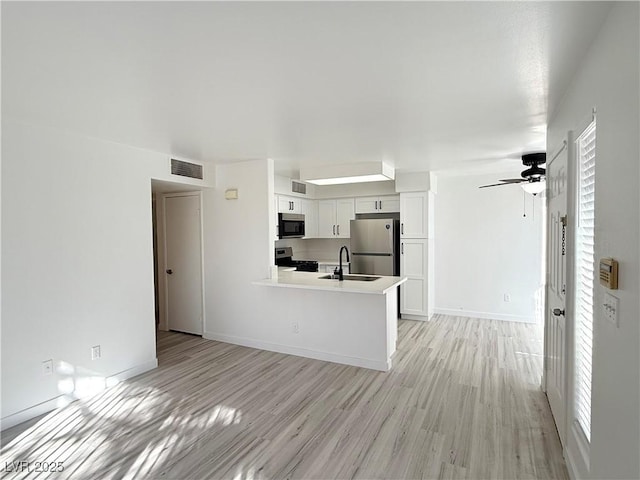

left=1, top=316, right=567, bottom=479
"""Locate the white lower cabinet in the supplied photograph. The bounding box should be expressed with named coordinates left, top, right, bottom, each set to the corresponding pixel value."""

left=400, top=238, right=428, bottom=317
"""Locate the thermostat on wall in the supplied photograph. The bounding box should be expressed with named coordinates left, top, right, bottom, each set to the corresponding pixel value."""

left=599, top=258, right=618, bottom=289
left=225, top=188, right=238, bottom=200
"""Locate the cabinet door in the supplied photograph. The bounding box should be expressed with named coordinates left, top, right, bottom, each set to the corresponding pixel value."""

left=278, top=195, right=302, bottom=213
left=355, top=196, right=379, bottom=214
left=336, top=198, right=355, bottom=238
left=378, top=195, right=400, bottom=213
left=317, top=200, right=337, bottom=238
left=291, top=198, right=302, bottom=213
left=281, top=196, right=301, bottom=213
left=400, top=238, right=428, bottom=317
left=277, top=195, right=292, bottom=213
left=400, top=192, right=427, bottom=238
left=301, top=199, right=318, bottom=238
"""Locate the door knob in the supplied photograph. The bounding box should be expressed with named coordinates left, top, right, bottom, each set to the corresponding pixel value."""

left=166, top=269, right=173, bottom=275
left=552, top=308, right=565, bottom=316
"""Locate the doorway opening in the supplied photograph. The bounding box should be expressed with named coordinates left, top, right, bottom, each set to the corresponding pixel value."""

left=151, top=180, right=205, bottom=355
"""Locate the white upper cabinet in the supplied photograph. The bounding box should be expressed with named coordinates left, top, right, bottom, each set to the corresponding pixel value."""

left=277, top=195, right=302, bottom=214
left=301, top=198, right=318, bottom=238
left=318, top=198, right=355, bottom=238
left=318, top=200, right=337, bottom=237
left=336, top=198, right=355, bottom=237
left=400, top=192, right=428, bottom=238
left=355, top=195, right=400, bottom=214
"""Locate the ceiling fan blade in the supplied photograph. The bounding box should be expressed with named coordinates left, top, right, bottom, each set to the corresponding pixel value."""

left=479, top=182, right=521, bottom=189
left=498, top=178, right=527, bottom=183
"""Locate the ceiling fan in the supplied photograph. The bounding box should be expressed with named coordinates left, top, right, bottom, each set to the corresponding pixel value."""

left=479, top=152, right=546, bottom=194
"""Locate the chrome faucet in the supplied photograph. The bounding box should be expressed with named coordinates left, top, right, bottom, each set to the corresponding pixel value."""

left=338, top=245, right=350, bottom=281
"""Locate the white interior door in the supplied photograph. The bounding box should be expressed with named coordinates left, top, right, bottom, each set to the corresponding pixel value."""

left=545, top=142, right=569, bottom=446
left=164, top=193, right=203, bottom=335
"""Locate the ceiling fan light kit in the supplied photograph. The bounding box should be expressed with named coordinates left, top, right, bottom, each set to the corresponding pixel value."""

left=521, top=180, right=546, bottom=195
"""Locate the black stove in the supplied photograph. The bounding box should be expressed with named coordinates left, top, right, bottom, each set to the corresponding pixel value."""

left=275, top=247, right=319, bottom=272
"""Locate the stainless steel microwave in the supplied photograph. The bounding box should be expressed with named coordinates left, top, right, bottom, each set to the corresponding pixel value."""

left=278, top=213, right=305, bottom=239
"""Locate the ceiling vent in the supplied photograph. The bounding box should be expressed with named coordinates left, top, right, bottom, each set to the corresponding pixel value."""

left=171, top=158, right=203, bottom=180
left=291, top=180, right=307, bottom=195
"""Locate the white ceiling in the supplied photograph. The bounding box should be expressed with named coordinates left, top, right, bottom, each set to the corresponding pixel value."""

left=3, top=2, right=611, bottom=177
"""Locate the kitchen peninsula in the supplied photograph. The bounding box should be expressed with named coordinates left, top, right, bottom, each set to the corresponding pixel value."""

left=255, top=271, right=406, bottom=371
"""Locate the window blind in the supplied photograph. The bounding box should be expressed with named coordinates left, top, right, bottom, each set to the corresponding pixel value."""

left=574, top=121, right=596, bottom=443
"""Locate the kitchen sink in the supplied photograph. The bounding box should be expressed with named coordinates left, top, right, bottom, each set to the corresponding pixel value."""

left=318, top=274, right=381, bottom=282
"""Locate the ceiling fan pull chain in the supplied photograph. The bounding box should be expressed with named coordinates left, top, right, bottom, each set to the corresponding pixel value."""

left=523, top=190, right=526, bottom=217
left=532, top=195, right=535, bottom=220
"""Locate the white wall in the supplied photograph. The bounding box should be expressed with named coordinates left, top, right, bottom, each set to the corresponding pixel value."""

left=546, top=4, right=639, bottom=479
left=203, top=159, right=275, bottom=342
left=1, top=120, right=212, bottom=427
left=434, top=173, right=545, bottom=323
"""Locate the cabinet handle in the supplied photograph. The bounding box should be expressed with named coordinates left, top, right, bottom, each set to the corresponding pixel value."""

left=333, top=225, right=336, bottom=235
left=337, top=225, right=340, bottom=235
left=401, top=243, right=404, bottom=254
left=290, top=201, right=293, bottom=210
left=401, top=223, right=404, bottom=235
left=379, top=200, right=382, bottom=210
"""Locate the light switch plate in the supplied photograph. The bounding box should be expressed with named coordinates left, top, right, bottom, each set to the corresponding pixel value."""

left=602, top=292, right=619, bottom=327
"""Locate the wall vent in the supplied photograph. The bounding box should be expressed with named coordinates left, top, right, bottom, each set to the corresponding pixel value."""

left=171, top=158, right=203, bottom=180
left=291, top=180, right=307, bottom=195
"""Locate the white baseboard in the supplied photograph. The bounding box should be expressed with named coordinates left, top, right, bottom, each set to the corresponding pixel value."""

left=107, top=358, right=158, bottom=383
left=204, top=331, right=390, bottom=372
left=433, top=308, right=535, bottom=323
left=0, top=396, right=67, bottom=432
left=401, top=313, right=433, bottom=322
left=564, top=445, right=578, bottom=480
left=1, top=358, right=158, bottom=431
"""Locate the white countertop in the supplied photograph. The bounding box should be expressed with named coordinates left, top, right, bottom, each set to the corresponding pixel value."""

left=255, top=270, right=407, bottom=295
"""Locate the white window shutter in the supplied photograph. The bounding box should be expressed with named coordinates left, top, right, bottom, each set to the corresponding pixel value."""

left=574, top=121, right=596, bottom=443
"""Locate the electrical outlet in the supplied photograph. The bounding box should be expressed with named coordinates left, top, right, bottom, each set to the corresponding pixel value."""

left=91, top=345, right=101, bottom=360
left=42, top=359, right=53, bottom=375
left=292, top=322, right=299, bottom=334
left=504, top=293, right=511, bottom=302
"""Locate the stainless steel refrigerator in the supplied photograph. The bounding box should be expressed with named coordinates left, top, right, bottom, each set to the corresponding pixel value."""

left=350, top=218, right=399, bottom=276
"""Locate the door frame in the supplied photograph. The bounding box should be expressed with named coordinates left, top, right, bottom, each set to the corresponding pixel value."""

left=159, top=191, right=205, bottom=334
left=544, top=132, right=579, bottom=450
